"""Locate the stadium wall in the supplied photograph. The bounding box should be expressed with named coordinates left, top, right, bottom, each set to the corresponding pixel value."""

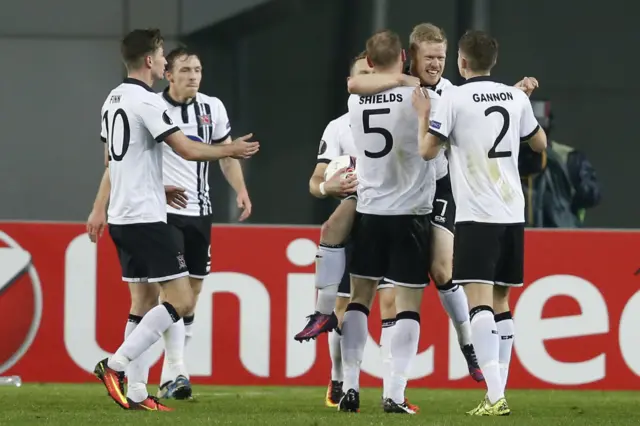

left=1, top=222, right=639, bottom=390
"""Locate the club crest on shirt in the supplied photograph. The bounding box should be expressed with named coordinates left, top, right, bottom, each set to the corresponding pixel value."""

left=318, top=140, right=327, bottom=155
left=177, top=254, right=187, bottom=270
left=197, top=114, right=211, bottom=126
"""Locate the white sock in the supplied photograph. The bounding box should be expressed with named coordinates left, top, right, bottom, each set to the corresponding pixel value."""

left=123, top=314, right=150, bottom=402
left=438, top=282, right=472, bottom=346
left=108, top=303, right=179, bottom=372
left=341, top=304, right=369, bottom=392
left=160, top=319, right=188, bottom=386
left=470, top=307, right=503, bottom=404
left=389, top=314, right=420, bottom=404
left=184, top=314, right=195, bottom=348
left=314, top=244, right=346, bottom=314
left=380, top=319, right=396, bottom=399
left=495, top=312, right=515, bottom=390
left=328, top=330, right=343, bottom=381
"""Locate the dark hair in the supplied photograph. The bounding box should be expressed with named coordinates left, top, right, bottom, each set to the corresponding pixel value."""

left=165, top=46, right=201, bottom=72
left=365, top=30, right=403, bottom=68
left=458, top=30, right=498, bottom=72
left=120, top=28, right=164, bottom=69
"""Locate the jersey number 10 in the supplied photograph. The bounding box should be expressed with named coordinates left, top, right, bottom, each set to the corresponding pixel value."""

left=103, top=108, right=131, bottom=162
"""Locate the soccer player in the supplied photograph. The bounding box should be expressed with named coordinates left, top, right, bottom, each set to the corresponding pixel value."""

left=155, top=46, right=251, bottom=400
left=298, top=51, right=417, bottom=411
left=346, top=22, right=538, bottom=382
left=415, top=30, right=547, bottom=416
left=90, top=28, right=259, bottom=410
left=340, top=30, right=438, bottom=414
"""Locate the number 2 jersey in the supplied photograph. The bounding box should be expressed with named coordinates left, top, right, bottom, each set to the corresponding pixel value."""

left=428, top=76, right=540, bottom=223
left=100, top=78, right=180, bottom=225
left=348, top=86, right=439, bottom=216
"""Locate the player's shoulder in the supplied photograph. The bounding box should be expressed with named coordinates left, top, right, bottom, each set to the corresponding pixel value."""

left=437, top=77, right=455, bottom=91
left=325, top=112, right=348, bottom=132
left=196, top=92, right=226, bottom=109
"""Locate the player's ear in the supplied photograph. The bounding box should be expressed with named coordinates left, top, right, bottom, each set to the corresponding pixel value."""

left=366, top=56, right=373, bottom=68
left=145, top=55, right=153, bottom=69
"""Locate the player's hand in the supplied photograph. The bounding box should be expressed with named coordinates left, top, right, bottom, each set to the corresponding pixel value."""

left=401, top=74, right=421, bottom=87
left=230, top=133, right=260, bottom=159
left=165, top=185, right=188, bottom=209
left=412, top=87, right=431, bottom=117
left=86, top=209, right=107, bottom=243
left=236, top=190, right=252, bottom=221
left=324, top=167, right=358, bottom=197
left=515, top=76, right=538, bottom=97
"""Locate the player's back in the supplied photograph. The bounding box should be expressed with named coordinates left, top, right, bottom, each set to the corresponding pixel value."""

left=445, top=78, right=531, bottom=223
left=348, top=86, right=435, bottom=215
left=102, top=79, right=178, bottom=225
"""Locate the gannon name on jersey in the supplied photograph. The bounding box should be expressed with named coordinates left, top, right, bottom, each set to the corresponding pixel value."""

left=359, top=93, right=404, bottom=104
left=472, top=92, right=514, bottom=103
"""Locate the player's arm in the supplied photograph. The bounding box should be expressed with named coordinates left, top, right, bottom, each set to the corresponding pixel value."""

left=520, top=95, right=547, bottom=152
left=414, top=87, right=450, bottom=160
left=218, top=136, right=248, bottom=193
left=86, top=144, right=111, bottom=242
left=347, top=73, right=419, bottom=95
left=309, top=162, right=329, bottom=198
left=309, top=120, right=355, bottom=198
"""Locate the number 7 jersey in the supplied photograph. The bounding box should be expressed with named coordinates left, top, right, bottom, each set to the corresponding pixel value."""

left=428, top=76, right=540, bottom=224
left=348, top=86, right=439, bottom=216
left=100, top=78, right=180, bottom=225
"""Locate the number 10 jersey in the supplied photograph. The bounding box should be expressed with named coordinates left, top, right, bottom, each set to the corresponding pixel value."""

left=100, top=78, right=180, bottom=225
left=348, top=86, right=439, bottom=216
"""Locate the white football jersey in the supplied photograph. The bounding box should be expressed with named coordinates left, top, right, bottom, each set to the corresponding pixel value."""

left=160, top=90, right=231, bottom=216
left=428, top=76, right=540, bottom=223
left=317, top=112, right=356, bottom=163
left=427, top=77, right=454, bottom=180
left=348, top=87, right=439, bottom=215
left=101, top=78, right=180, bottom=225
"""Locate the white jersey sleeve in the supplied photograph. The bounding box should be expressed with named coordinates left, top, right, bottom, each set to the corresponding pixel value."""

left=100, top=107, right=108, bottom=142
left=317, top=119, right=341, bottom=163
left=139, top=96, right=181, bottom=142
left=428, top=88, right=455, bottom=141
left=207, top=96, right=232, bottom=143
left=520, top=98, right=540, bottom=140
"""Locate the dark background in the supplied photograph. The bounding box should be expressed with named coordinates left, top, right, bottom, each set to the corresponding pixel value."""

left=1, top=0, right=635, bottom=228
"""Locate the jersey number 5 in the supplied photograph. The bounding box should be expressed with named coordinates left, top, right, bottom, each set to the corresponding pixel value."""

left=362, top=108, right=393, bottom=158
left=485, top=106, right=511, bottom=158
left=103, top=108, right=131, bottom=162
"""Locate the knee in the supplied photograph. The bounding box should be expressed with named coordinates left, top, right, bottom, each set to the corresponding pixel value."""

left=320, top=217, right=348, bottom=245
left=190, top=279, right=203, bottom=301
left=378, top=291, right=396, bottom=319
left=493, top=287, right=510, bottom=313
left=431, top=259, right=452, bottom=288
left=170, top=292, right=196, bottom=319
left=129, top=288, right=159, bottom=316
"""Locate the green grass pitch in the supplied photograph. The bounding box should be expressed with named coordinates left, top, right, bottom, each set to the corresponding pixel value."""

left=1, top=384, right=638, bottom=425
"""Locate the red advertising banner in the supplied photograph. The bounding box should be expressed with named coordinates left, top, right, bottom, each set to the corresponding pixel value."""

left=0, top=223, right=639, bottom=389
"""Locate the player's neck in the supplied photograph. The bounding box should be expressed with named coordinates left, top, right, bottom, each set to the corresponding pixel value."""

left=464, top=71, right=490, bottom=80
left=127, top=70, right=154, bottom=88
left=168, top=86, right=194, bottom=104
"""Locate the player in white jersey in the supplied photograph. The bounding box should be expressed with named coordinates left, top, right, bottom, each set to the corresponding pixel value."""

left=294, top=51, right=417, bottom=412
left=346, top=22, right=539, bottom=383
left=339, top=30, right=437, bottom=415
left=87, top=29, right=259, bottom=411
left=155, top=46, right=252, bottom=401
left=416, top=30, right=547, bottom=416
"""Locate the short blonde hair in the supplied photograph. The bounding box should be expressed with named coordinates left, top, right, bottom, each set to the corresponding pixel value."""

left=409, top=23, right=447, bottom=54
left=366, top=30, right=402, bottom=68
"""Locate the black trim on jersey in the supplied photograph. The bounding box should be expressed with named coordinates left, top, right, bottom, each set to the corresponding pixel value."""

left=100, top=136, right=106, bottom=143
left=193, top=102, right=211, bottom=216
left=162, top=89, right=193, bottom=123
left=520, top=124, right=541, bottom=142
left=123, top=78, right=154, bottom=92
left=212, top=131, right=231, bottom=144
left=428, top=128, right=448, bottom=142
left=317, top=158, right=331, bottom=164
left=155, top=126, right=180, bottom=143
left=459, top=76, right=494, bottom=85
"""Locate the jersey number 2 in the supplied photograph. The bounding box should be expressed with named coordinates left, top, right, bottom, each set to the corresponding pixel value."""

left=362, top=108, right=393, bottom=158
left=485, top=106, right=511, bottom=158
left=103, top=108, right=131, bottom=161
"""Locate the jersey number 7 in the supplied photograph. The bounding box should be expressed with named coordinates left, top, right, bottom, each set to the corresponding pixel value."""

left=485, top=106, right=512, bottom=159
left=103, top=108, right=131, bottom=162
left=362, top=108, right=393, bottom=158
